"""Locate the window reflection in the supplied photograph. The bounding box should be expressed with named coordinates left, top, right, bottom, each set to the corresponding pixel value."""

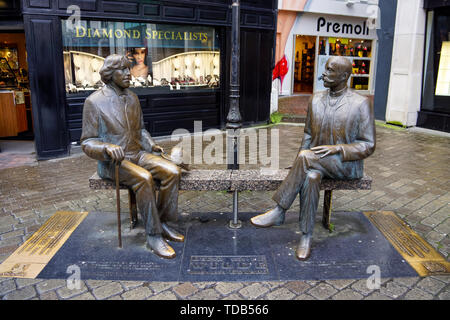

left=61, top=20, right=220, bottom=93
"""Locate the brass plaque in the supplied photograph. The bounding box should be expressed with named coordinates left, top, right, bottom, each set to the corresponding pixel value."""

left=365, top=211, right=450, bottom=277
left=0, top=211, right=88, bottom=279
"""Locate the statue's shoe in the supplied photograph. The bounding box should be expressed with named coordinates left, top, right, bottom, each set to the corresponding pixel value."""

left=146, top=234, right=176, bottom=259
left=250, top=207, right=285, bottom=227
left=162, top=223, right=185, bottom=242
left=296, top=233, right=312, bottom=261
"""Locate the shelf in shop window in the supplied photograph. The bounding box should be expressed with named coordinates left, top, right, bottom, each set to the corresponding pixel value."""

left=351, top=74, right=370, bottom=77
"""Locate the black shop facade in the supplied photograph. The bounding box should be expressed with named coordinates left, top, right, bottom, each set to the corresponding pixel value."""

left=1, top=0, right=276, bottom=160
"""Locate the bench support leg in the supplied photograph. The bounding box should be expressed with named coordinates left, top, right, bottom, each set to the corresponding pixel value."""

left=322, top=190, right=333, bottom=231
left=128, top=189, right=138, bottom=229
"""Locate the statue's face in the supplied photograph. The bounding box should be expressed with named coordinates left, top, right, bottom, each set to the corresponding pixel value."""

left=111, top=65, right=131, bottom=89
left=322, top=59, right=347, bottom=88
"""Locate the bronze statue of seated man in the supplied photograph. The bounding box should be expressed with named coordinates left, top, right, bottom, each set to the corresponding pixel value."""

left=81, top=54, right=184, bottom=259
left=251, top=56, right=376, bottom=260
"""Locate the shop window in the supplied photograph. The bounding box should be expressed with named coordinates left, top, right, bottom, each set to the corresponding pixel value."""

left=318, top=37, right=373, bottom=91
left=422, top=9, right=450, bottom=113
left=435, top=41, right=450, bottom=96
left=61, top=20, right=221, bottom=93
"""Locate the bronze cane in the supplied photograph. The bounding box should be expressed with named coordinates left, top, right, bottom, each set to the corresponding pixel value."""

left=115, top=162, right=122, bottom=248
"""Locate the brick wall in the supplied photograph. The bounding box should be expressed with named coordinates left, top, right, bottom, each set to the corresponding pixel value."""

left=278, top=95, right=310, bottom=115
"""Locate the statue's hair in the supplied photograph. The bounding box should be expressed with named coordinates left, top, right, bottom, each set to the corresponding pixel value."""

left=99, top=54, right=131, bottom=84
left=328, top=56, right=353, bottom=81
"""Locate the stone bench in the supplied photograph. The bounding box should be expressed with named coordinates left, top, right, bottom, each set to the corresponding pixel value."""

left=89, top=169, right=372, bottom=231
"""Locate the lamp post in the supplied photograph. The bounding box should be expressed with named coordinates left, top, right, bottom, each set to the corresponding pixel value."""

left=227, top=0, right=242, bottom=229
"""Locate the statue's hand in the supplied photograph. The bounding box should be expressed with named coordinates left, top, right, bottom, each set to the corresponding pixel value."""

left=105, top=144, right=125, bottom=163
left=311, top=145, right=342, bottom=158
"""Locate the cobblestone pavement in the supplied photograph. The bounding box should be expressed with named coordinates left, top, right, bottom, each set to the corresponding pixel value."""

left=0, top=123, right=449, bottom=300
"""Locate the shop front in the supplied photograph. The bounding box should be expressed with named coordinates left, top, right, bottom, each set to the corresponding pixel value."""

left=274, top=2, right=378, bottom=97
left=0, top=2, right=34, bottom=149
left=4, top=0, right=276, bottom=160
left=272, top=0, right=400, bottom=120
left=418, top=1, right=450, bottom=132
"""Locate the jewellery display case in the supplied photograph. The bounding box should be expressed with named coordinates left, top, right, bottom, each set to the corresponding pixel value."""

left=64, top=51, right=105, bottom=92
left=151, top=51, right=220, bottom=89
left=0, top=57, right=18, bottom=88
left=0, top=45, right=19, bottom=70
left=63, top=50, right=220, bottom=93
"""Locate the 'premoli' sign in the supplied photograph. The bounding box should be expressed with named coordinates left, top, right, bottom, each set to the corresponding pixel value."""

left=317, top=17, right=370, bottom=36
left=292, top=13, right=377, bottom=39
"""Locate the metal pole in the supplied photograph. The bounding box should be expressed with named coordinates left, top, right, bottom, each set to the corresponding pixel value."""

left=227, top=0, right=242, bottom=229
left=226, top=0, right=242, bottom=133
left=229, top=189, right=242, bottom=228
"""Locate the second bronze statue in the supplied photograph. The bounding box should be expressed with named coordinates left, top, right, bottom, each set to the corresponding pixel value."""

left=251, top=56, right=376, bottom=260
left=80, top=54, right=184, bottom=259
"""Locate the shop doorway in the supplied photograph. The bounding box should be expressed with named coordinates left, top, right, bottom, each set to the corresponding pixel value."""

left=293, top=35, right=316, bottom=94
left=0, top=31, right=34, bottom=156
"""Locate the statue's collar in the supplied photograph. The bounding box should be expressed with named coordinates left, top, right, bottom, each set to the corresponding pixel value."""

left=102, top=84, right=128, bottom=97
left=328, top=86, right=348, bottom=98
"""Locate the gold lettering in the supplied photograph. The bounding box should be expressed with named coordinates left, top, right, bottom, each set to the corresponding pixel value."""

left=76, top=26, right=86, bottom=37
left=108, top=28, right=210, bottom=42
left=115, top=29, right=123, bottom=38
left=93, top=29, right=101, bottom=38
left=102, top=28, right=112, bottom=38
left=87, top=28, right=92, bottom=38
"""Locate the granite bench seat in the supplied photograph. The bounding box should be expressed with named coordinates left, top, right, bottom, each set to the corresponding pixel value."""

left=89, top=169, right=372, bottom=231
left=89, top=169, right=372, bottom=191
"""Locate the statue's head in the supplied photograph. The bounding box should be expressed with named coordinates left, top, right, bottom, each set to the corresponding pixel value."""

left=322, top=56, right=352, bottom=89
left=99, top=54, right=132, bottom=89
